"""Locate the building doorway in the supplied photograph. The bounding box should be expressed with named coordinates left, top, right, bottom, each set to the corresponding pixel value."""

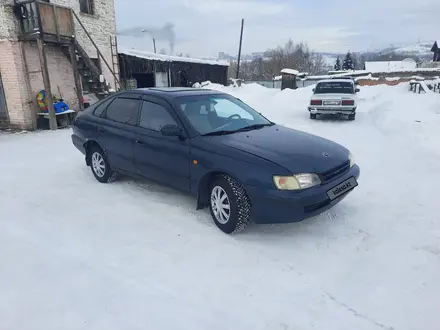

left=133, top=73, right=155, bottom=88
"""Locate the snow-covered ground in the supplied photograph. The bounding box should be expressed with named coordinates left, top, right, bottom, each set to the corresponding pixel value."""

left=1, top=83, right=440, bottom=330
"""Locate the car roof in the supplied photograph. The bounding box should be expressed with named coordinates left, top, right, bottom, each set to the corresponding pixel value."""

left=130, top=87, right=225, bottom=99
left=317, top=79, right=355, bottom=84
left=331, top=76, right=354, bottom=80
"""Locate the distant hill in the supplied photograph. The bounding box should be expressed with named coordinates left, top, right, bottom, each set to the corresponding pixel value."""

left=217, top=41, right=436, bottom=68
left=378, top=41, right=434, bottom=59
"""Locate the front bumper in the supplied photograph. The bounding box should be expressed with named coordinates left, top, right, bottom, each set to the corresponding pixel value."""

left=309, top=107, right=356, bottom=115
left=245, top=164, right=360, bottom=224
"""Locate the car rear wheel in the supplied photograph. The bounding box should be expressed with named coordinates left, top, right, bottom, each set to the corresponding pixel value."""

left=310, top=113, right=317, bottom=119
left=209, top=175, right=252, bottom=234
left=348, top=113, right=356, bottom=121
left=89, top=147, right=114, bottom=183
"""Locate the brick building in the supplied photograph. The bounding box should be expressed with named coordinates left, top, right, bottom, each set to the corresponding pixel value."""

left=0, top=0, right=119, bottom=129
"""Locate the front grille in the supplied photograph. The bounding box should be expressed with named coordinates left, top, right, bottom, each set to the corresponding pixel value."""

left=320, top=161, right=350, bottom=183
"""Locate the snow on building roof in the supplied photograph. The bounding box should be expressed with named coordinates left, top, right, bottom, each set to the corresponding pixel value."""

left=280, top=68, right=299, bottom=75
left=119, top=48, right=230, bottom=67
left=365, top=61, right=417, bottom=73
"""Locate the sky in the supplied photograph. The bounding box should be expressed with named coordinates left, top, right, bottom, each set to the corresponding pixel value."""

left=115, top=0, right=439, bottom=58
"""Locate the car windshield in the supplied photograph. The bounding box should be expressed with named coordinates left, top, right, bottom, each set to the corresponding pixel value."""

left=175, top=94, right=273, bottom=135
left=315, top=81, right=354, bottom=94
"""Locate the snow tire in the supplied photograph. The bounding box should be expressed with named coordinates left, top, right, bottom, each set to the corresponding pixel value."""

left=310, top=113, right=317, bottom=119
left=348, top=113, right=356, bottom=121
left=209, top=174, right=252, bottom=234
left=89, top=146, right=114, bottom=183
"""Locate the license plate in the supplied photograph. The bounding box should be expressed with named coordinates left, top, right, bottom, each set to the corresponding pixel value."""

left=327, top=177, right=358, bottom=200
left=324, top=101, right=341, bottom=105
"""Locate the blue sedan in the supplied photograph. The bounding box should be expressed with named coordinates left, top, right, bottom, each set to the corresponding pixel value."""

left=71, top=88, right=360, bottom=234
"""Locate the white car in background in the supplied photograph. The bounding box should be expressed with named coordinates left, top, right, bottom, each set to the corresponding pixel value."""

left=308, top=79, right=360, bottom=121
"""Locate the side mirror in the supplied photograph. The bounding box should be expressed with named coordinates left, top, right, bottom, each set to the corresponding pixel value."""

left=312, top=88, right=315, bottom=92
left=355, top=88, right=360, bottom=93
left=160, top=124, right=183, bottom=137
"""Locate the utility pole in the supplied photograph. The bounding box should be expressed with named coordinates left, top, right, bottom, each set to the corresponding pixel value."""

left=236, top=18, right=244, bottom=80
left=152, top=37, right=157, bottom=87
left=36, top=38, right=57, bottom=130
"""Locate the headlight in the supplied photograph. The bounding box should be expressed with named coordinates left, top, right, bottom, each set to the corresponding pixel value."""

left=273, top=173, right=321, bottom=191
left=348, top=152, right=355, bottom=167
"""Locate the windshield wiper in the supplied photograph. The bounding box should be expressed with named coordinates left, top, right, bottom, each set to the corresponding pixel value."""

left=202, top=130, right=237, bottom=136
left=234, top=123, right=274, bottom=132
left=202, top=123, right=274, bottom=136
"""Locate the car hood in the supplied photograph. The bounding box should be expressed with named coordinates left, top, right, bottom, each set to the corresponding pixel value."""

left=217, top=125, right=349, bottom=174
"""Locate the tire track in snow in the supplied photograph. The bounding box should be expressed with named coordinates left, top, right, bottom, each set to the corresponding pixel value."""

left=322, top=291, right=395, bottom=330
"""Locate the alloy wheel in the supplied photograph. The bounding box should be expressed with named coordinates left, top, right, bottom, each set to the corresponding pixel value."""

left=210, top=186, right=231, bottom=224
left=91, top=152, right=106, bottom=178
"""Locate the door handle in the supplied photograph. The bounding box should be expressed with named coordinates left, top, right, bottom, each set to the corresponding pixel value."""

left=97, top=127, right=106, bottom=134
left=135, top=138, right=145, bottom=145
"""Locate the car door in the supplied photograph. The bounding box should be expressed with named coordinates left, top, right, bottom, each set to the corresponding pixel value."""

left=96, top=95, right=141, bottom=174
left=132, top=97, right=191, bottom=192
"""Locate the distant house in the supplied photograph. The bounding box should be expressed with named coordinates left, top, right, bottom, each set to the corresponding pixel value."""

left=365, top=60, right=417, bottom=72
left=432, top=41, right=440, bottom=62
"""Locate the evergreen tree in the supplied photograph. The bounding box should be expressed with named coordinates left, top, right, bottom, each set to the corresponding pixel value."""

left=352, top=53, right=358, bottom=70
left=333, top=56, right=342, bottom=71
left=342, top=52, right=354, bottom=70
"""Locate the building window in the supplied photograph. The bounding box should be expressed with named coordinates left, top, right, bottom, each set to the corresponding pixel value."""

left=79, top=0, right=94, bottom=15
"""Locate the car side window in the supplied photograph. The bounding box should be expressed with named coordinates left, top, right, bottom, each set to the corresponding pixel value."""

left=104, top=98, right=141, bottom=126
left=93, top=97, right=115, bottom=117
left=140, top=101, right=177, bottom=131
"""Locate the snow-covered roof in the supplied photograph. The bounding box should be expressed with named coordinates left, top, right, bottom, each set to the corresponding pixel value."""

left=365, top=61, right=417, bottom=73
left=280, top=68, right=299, bottom=75
left=119, top=48, right=229, bottom=67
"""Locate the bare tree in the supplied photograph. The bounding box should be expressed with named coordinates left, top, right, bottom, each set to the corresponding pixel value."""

left=229, top=39, right=326, bottom=81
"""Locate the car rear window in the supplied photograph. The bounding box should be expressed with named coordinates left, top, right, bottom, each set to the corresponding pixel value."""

left=315, top=82, right=354, bottom=94
left=104, top=98, right=141, bottom=126
left=93, top=97, right=115, bottom=117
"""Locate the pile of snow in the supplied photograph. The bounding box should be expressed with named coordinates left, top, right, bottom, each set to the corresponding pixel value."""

left=203, top=81, right=440, bottom=154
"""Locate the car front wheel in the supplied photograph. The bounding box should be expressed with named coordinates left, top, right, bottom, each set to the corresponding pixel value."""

left=209, top=175, right=252, bottom=234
